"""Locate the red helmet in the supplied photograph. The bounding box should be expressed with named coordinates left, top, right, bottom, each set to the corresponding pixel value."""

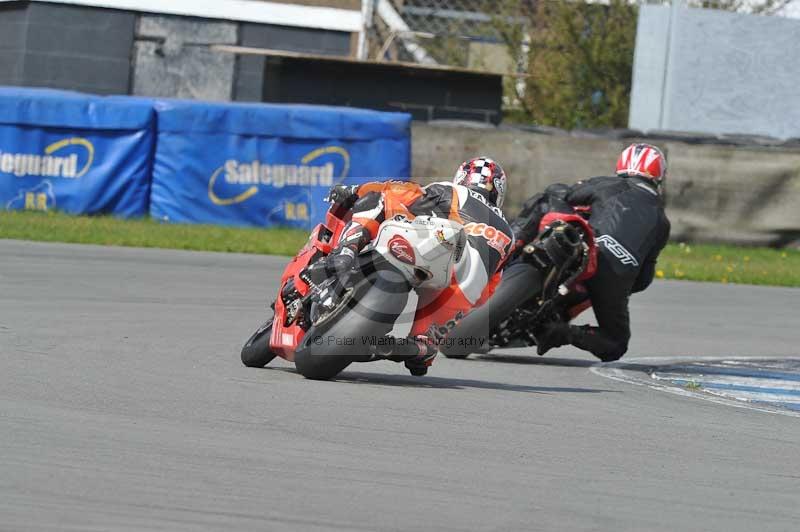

left=453, top=157, right=508, bottom=208
left=616, top=143, right=667, bottom=190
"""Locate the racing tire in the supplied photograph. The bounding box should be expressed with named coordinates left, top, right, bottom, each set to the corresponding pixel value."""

left=241, top=320, right=278, bottom=367
left=294, top=264, right=411, bottom=380
left=442, top=262, right=542, bottom=358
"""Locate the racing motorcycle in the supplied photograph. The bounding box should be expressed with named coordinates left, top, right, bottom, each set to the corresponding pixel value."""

left=440, top=210, right=597, bottom=358
left=241, top=193, right=467, bottom=380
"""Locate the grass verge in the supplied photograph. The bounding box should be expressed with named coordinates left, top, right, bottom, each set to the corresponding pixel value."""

left=0, top=210, right=308, bottom=256
left=2, top=211, right=799, bottom=287
left=656, top=242, right=799, bottom=287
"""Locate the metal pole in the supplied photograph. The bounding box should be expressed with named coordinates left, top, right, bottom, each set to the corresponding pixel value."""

left=357, top=0, right=375, bottom=60
left=658, top=0, right=682, bottom=130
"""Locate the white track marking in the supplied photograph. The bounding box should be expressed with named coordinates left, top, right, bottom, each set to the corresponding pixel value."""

left=591, top=356, right=800, bottom=418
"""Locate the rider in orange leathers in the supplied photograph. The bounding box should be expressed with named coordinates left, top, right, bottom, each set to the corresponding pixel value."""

left=321, top=158, right=514, bottom=375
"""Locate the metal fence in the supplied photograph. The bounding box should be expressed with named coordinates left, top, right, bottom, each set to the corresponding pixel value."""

left=368, top=0, right=516, bottom=68
left=393, top=0, right=498, bottom=35
left=366, top=0, right=799, bottom=68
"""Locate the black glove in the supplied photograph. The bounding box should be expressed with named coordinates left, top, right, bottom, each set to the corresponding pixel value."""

left=534, top=321, right=573, bottom=356
left=325, top=246, right=357, bottom=276
left=326, top=184, right=359, bottom=206
left=303, top=260, right=328, bottom=285
left=303, top=247, right=357, bottom=286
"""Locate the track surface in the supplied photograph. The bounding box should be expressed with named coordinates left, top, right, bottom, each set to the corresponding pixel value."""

left=2, top=240, right=799, bottom=531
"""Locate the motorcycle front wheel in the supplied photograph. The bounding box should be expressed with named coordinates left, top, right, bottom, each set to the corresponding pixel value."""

left=241, top=319, right=277, bottom=367
left=442, top=261, right=542, bottom=358
left=294, top=264, right=411, bottom=380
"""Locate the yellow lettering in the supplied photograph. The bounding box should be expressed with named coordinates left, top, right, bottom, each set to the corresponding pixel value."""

left=36, top=193, right=47, bottom=210
left=285, top=202, right=296, bottom=220
left=25, top=192, right=35, bottom=210
left=297, top=203, right=309, bottom=220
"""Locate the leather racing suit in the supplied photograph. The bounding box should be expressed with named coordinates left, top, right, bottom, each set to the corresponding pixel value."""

left=512, top=175, right=670, bottom=361
left=334, top=180, right=515, bottom=348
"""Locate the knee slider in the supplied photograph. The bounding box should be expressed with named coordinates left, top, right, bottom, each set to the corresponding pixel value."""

left=597, top=343, right=627, bottom=362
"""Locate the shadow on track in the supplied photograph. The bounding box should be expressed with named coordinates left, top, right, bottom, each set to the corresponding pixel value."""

left=469, top=354, right=599, bottom=368
left=257, top=366, right=615, bottom=394
left=337, top=371, right=615, bottom=394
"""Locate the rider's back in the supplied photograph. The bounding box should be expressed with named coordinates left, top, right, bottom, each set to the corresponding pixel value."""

left=409, top=182, right=514, bottom=277
left=566, top=175, right=670, bottom=285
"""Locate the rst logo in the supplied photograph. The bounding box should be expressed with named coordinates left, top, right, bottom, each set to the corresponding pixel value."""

left=596, top=235, right=639, bottom=266
left=463, top=223, right=512, bottom=255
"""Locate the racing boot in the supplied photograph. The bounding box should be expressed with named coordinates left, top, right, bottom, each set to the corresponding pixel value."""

left=369, top=335, right=438, bottom=376
left=403, top=336, right=438, bottom=377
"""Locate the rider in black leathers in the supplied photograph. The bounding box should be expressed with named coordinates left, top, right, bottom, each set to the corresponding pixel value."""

left=511, top=143, right=671, bottom=361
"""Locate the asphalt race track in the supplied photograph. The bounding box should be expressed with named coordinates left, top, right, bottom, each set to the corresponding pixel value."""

left=2, top=239, right=800, bottom=532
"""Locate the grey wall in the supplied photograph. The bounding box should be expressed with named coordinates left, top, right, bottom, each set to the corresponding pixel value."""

left=0, top=3, right=28, bottom=86
left=0, top=2, right=135, bottom=94
left=234, top=24, right=351, bottom=102
left=132, top=16, right=237, bottom=101
left=630, top=5, right=800, bottom=140
left=412, top=123, right=800, bottom=247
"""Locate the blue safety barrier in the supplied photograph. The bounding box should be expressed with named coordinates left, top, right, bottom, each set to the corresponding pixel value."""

left=0, top=88, right=411, bottom=229
left=0, top=87, right=155, bottom=216
left=150, top=99, right=411, bottom=229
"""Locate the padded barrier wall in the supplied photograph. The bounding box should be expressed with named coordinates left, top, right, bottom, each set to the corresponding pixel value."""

left=0, top=87, right=412, bottom=228
left=150, top=99, right=411, bottom=229
left=0, top=87, right=155, bottom=217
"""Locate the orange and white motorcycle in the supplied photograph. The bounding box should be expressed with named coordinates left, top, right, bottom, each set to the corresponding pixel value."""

left=241, top=195, right=466, bottom=380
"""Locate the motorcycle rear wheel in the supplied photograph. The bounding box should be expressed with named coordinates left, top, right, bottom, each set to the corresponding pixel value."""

left=241, top=320, right=277, bottom=367
left=442, top=262, right=542, bottom=358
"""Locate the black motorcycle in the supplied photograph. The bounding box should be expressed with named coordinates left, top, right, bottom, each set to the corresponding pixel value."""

left=440, top=212, right=597, bottom=358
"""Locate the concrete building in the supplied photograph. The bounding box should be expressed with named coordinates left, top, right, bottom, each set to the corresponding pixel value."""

left=0, top=0, right=363, bottom=100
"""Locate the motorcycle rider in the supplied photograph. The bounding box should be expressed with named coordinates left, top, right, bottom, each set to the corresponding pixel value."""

left=510, top=143, right=671, bottom=361
left=320, top=157, right=514, bottom=375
